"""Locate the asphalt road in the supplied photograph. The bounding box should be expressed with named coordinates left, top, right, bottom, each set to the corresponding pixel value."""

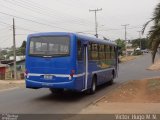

left=118, top=53, right=160, bottom=82
left=0, top=54, right=159, bottom=114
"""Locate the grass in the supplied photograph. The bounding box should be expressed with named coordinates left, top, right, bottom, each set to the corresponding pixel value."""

left=119, top=56, right=138, bottom=63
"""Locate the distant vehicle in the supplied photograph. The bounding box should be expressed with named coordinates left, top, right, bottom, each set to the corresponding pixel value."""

left=25, top=32, right=118, bottom=94
left=141, top=49, right=149, bottom=53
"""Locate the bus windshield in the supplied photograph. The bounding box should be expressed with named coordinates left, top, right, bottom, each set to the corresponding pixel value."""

left=29, top=36, right=70, bottom=57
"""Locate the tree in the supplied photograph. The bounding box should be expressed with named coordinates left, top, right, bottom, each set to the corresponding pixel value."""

left=0, top=50, right=8, bottom=60
left=115, top=39, right=126, bottom=56
left=143, top=2, right=160, bottom=63
left=131, top=38, right=149, bottom=50
left=20, top=41, right=26, bottom=55
left=6, top=50, right=13, bottom=59
left=1, top=50, right=7, bottom=55
left=17, top=41, right=26, bottom=56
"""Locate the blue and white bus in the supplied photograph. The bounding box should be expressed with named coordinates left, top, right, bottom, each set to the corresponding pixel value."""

left=25, top=32, right=118, bottom=94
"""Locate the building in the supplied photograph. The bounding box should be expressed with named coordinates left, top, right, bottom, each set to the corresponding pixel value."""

left=126, top=48, right=135, bottom=55
left=0, top=59, right=25, bottom=80
left=0, top=64, right=8, bottom=80
left=9, top=56, right=25, bottom=61
left=126, top=42, right=135, bottom=56
left=8, top=59, right=25, bottom=80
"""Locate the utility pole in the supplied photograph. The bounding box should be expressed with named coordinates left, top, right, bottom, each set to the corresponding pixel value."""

left=89, top=8, right=102, bottom=38
left=122, top=24, right=129, bottom=56
left=138, top=31, right=142, bottom=50
left=13, top=18, right=17, bottom=80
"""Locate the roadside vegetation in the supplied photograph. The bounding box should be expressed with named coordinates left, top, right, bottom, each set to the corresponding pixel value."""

left=0, top=41, right=26, bottom=60
left=147, top=59, right=160, bottom=71
left=119, top=56, right=138, bottom=63
left=143, top=2, right=160, bottom=63
left=115, top=38, right=148, bottom=63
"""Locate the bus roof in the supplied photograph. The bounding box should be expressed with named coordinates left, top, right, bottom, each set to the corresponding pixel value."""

left=28, top=32, right=117, bottom=46
left=75, top=33, right=116, bottom=46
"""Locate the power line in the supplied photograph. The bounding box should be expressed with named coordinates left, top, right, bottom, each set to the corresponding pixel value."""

left=16, top=27, right=39, bottom=32
left=15, top=34, right=27, bottom=36
left=78, top=26, right=143, bottom=33
left=19, top=0, right=93, bottom=24
left=0, top=11, right=72, bottom=31
left=0, top=34, right=12, bottom=39
left=0, top=20, right=11, bottom=26
left=2, top=0, right=92, bottom=28
left=0, top=26, right=10, bottom=31
left=0, top=37, right=11, bottom=42
left=0, top=20, right=39, bottom=32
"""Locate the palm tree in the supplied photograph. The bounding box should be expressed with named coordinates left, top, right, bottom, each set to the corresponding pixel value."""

left=143, top=2, right=160, bottom=63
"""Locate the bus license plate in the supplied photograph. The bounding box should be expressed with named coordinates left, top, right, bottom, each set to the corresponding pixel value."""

left=44, top=75, right=53, bottom=80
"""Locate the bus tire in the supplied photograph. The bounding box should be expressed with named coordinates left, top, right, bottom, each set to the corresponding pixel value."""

left=108, top=72, right=114, bottom=85
left=49, top=88, right=64, bottom=94
left=88, top=76, right=97, bottom=95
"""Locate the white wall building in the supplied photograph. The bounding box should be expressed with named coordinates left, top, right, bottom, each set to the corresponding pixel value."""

left=9, top=56, right=25, bottom=61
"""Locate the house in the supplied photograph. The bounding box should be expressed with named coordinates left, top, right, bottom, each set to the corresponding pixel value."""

left=0, top=59, right=25, bottom=80
left=126, top=42, right=135, bottom=56
left=0, top=64, right=8, bottom=80
left=126, top=48, right=135, bottom=55
left=8, top=59, right=25, bottom=79
left=9, top=56, right=25, bottom=61
left=1, top=60, right=13, bottom=64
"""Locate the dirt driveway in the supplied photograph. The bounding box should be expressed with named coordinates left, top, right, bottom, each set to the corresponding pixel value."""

left=81, top=77, right=160, bottom=114
left=0, top=80, right=25, bottom=91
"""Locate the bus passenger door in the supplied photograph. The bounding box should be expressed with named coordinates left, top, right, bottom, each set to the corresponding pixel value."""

left=77, top=41, right=88, bottom=91
left=83, top=45, right=88, bottom=90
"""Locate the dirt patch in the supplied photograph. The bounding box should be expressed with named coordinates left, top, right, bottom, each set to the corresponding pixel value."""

left=80, top=78, right=160, bottom=114
left=120, top=56, right=138, bottom=63
left=147, top=59, right=160, bottom=71
left=99, top=78, right=160, bottom=103
left=0, top=80, right=25, bottom=91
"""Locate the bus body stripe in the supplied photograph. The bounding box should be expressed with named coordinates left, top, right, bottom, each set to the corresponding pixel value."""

left=92, top=68, right=115, bottom=74
left=27, top=68, right=114, bottom=78
left=27, top=73, right=85, bottom=78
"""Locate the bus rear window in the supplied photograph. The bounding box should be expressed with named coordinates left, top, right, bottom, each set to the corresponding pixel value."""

left=29, top=36, right=70, bottom=57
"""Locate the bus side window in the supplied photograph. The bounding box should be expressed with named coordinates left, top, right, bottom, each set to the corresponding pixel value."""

left=88, top=43, right=92, bottom=60
left=110, top=46, right=112, bottom=59
left=111, top=46, right=115, bottom=59
left=77, top=40, right=82, bottom=61
left=105, top=45, right=110, bottom=60
left=113, top=47, right=116, bottom=59
left=91, top=43, right=98, bottom=60
left=99, top=44, right=105, bottom=60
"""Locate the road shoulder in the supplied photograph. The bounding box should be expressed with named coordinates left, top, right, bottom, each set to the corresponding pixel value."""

left=81, top=77, right=160, bottom=114
left=0, top=80, right=25, bottom=92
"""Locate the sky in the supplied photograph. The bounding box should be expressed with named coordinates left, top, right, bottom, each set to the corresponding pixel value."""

left=0, top=0, right=159, bottom=48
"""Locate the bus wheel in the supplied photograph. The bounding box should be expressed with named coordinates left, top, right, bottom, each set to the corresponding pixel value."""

left=49, top=88, right=64, bottom=94
left=108, top=73, right=114, bottom=85
left=87, top=76, right=97, bottom=95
